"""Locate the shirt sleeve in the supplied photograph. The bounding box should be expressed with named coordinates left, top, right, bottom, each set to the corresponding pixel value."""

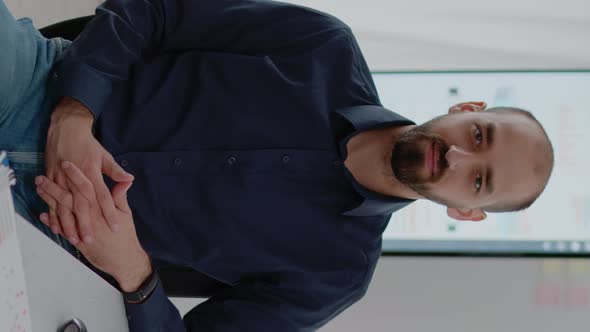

left=124, top=273, right=367, bottom=331
left=52, top=0, right=351, bottom=121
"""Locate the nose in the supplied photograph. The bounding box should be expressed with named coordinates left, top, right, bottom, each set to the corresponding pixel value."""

left=445, top=145, right=476, bottom=171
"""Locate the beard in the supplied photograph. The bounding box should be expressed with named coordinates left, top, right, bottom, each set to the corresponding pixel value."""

left=391, top=117, right=450, bottom=198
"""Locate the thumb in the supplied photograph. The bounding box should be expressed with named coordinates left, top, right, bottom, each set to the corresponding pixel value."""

left=102, top=153, right=134, bottom=182
left=112, top=181, right=133, bottom=213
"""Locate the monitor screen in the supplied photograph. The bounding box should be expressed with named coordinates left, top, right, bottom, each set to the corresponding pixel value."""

left=373, top=71, right=590, bottom=256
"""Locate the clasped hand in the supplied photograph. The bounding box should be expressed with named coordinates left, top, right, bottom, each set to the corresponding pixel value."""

left=36, top=97, right=152, bottom=289
left=44, top=97, right=135, bottom=245
left=35, top=161, right=150, bottom=287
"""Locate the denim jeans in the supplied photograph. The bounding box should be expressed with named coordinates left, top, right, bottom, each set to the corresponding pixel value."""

left=0, top=0, right=78, bottom=258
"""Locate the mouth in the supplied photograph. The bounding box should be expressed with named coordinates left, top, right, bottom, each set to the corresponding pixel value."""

left=425, top=141, right=438, bottom=179
left=424, top=142, right=435, bottom=178
left=432, top=142, right=439, bottom=178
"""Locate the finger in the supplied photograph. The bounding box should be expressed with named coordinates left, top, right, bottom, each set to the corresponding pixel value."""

left=102, top=153, right=134, bottom=182
left=46, top=158, right=58, bottom=182
left=42, top=157, right=62, bottom=235
left=57, top=201, right=80, bottom=245
left=35, top=176, right=73, bottom=210
left=112, top=181, right=133, bottom=213
left=66, top=177, right=94, bottom=244
left=51, top=217, right=64, bottom=236
left=35, top=175, right=79, bottom=244
left=36, top=183, right=57, bottom=210
left=54, top=182, right=80, bottom=245
left=61, top=161, right=97, bottom=202
left=38, top=212, right=61, bottom=235
left=52, top=172, right=70, bottom=241
left=87, top=169, right=120, bottom=232
left=57, top=172, right=82, bottom=244
left=36, top=190, right=62, bottom=236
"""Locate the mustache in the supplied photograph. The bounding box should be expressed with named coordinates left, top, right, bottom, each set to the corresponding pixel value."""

left=390, top=127, right=450, bottom=184
left=432, top=139, right=450, bottom=180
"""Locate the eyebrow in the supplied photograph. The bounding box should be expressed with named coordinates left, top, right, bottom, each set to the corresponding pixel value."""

left=485, top=122, right=496, bottom=195
left=486, top=122, right=495, bottom=146
left=485, top=166, right=494, bottom=195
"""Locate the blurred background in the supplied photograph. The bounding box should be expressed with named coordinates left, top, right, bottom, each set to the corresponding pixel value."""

left=5, top=0, right=589, bottom=331
left=6, top=0, right=590, bottom=70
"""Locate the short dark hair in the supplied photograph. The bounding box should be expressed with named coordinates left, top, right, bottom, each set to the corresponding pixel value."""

left=482, top=107, right=554, bottom=213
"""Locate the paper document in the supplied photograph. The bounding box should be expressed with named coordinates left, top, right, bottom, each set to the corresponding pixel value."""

left=0, top=151, right=33, bottom=332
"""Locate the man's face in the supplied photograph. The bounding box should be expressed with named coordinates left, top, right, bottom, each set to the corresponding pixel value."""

left=391, top=103, right=546, bottom=217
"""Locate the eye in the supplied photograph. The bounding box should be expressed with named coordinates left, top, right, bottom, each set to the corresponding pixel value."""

left=475, top=174, right=483, bottom=192
left=474, top=125, right=483, bottom=146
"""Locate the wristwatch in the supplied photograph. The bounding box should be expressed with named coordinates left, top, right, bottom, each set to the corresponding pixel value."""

left=122, top=266, right=159, bottom=304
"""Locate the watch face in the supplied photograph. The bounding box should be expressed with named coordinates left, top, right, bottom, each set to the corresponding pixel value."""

left=125, top=288, right=146, bottom=303
left=127, top=292, right=142, bottom=303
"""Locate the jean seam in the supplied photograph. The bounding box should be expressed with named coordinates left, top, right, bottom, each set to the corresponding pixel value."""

left=6, top=152, right=44, bottom=165
left=52, top=37, right=64, bottom=59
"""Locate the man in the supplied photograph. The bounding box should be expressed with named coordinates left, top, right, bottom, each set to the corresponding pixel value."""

left=2, top=0, right=553, bottom=331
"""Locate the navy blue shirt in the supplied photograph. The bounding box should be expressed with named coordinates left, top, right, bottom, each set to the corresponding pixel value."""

left=52, top=1, right=415, bottom=330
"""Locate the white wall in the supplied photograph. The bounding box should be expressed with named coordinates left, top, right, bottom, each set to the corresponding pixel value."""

left=287, top=0, right=590, bottom=70
left=321, top=257, right=590, bottom=331
left=8, top=0, right=590, bottom=71
left=5, top=0, right=589, bottom=331
left=170, top=257, right=590, bottom=332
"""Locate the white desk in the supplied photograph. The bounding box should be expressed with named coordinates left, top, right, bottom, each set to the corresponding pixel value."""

left=0, top=179, right=129, bottom=331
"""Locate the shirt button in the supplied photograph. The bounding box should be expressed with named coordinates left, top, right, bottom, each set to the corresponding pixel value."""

left=282, top=155, right=290, bottom=164
left=332, top=159, right=342, bottom=167
left=53, top=72, right=59, bottom=79
left=120, top=160, right=129, bottom=167
left=227, top=156, right=237, bottom=165
left=173, top=158, right=182, bottom=166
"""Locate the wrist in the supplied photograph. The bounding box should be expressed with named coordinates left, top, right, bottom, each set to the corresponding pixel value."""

left=115, top=251, right=153, bottom=293
left=50, top=97, right=94, bottom=130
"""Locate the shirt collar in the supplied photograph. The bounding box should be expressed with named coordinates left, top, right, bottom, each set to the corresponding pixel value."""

left=333, top=105, right=417, bottom=217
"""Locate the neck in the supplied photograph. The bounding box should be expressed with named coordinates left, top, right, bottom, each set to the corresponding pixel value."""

left=344, top=124, right=422, bottom=199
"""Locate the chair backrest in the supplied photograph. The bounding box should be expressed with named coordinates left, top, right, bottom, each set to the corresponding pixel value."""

left=40, top=16, right=232, bottom=298
left=39, top=15, right=95, bottom=40
left=158, top=265, right=232, bottom=298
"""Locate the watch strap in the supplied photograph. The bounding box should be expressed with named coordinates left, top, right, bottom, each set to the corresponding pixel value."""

left=123, top=267, right=159, bottom=304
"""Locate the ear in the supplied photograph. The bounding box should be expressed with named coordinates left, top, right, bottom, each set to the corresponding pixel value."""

left=448, top=101, right=487, bottom=114
left=447, top=207, right=487, bottom=222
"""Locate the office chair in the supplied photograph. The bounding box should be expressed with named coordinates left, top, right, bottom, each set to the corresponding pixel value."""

left=39, top=16, right=232, bottom=299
